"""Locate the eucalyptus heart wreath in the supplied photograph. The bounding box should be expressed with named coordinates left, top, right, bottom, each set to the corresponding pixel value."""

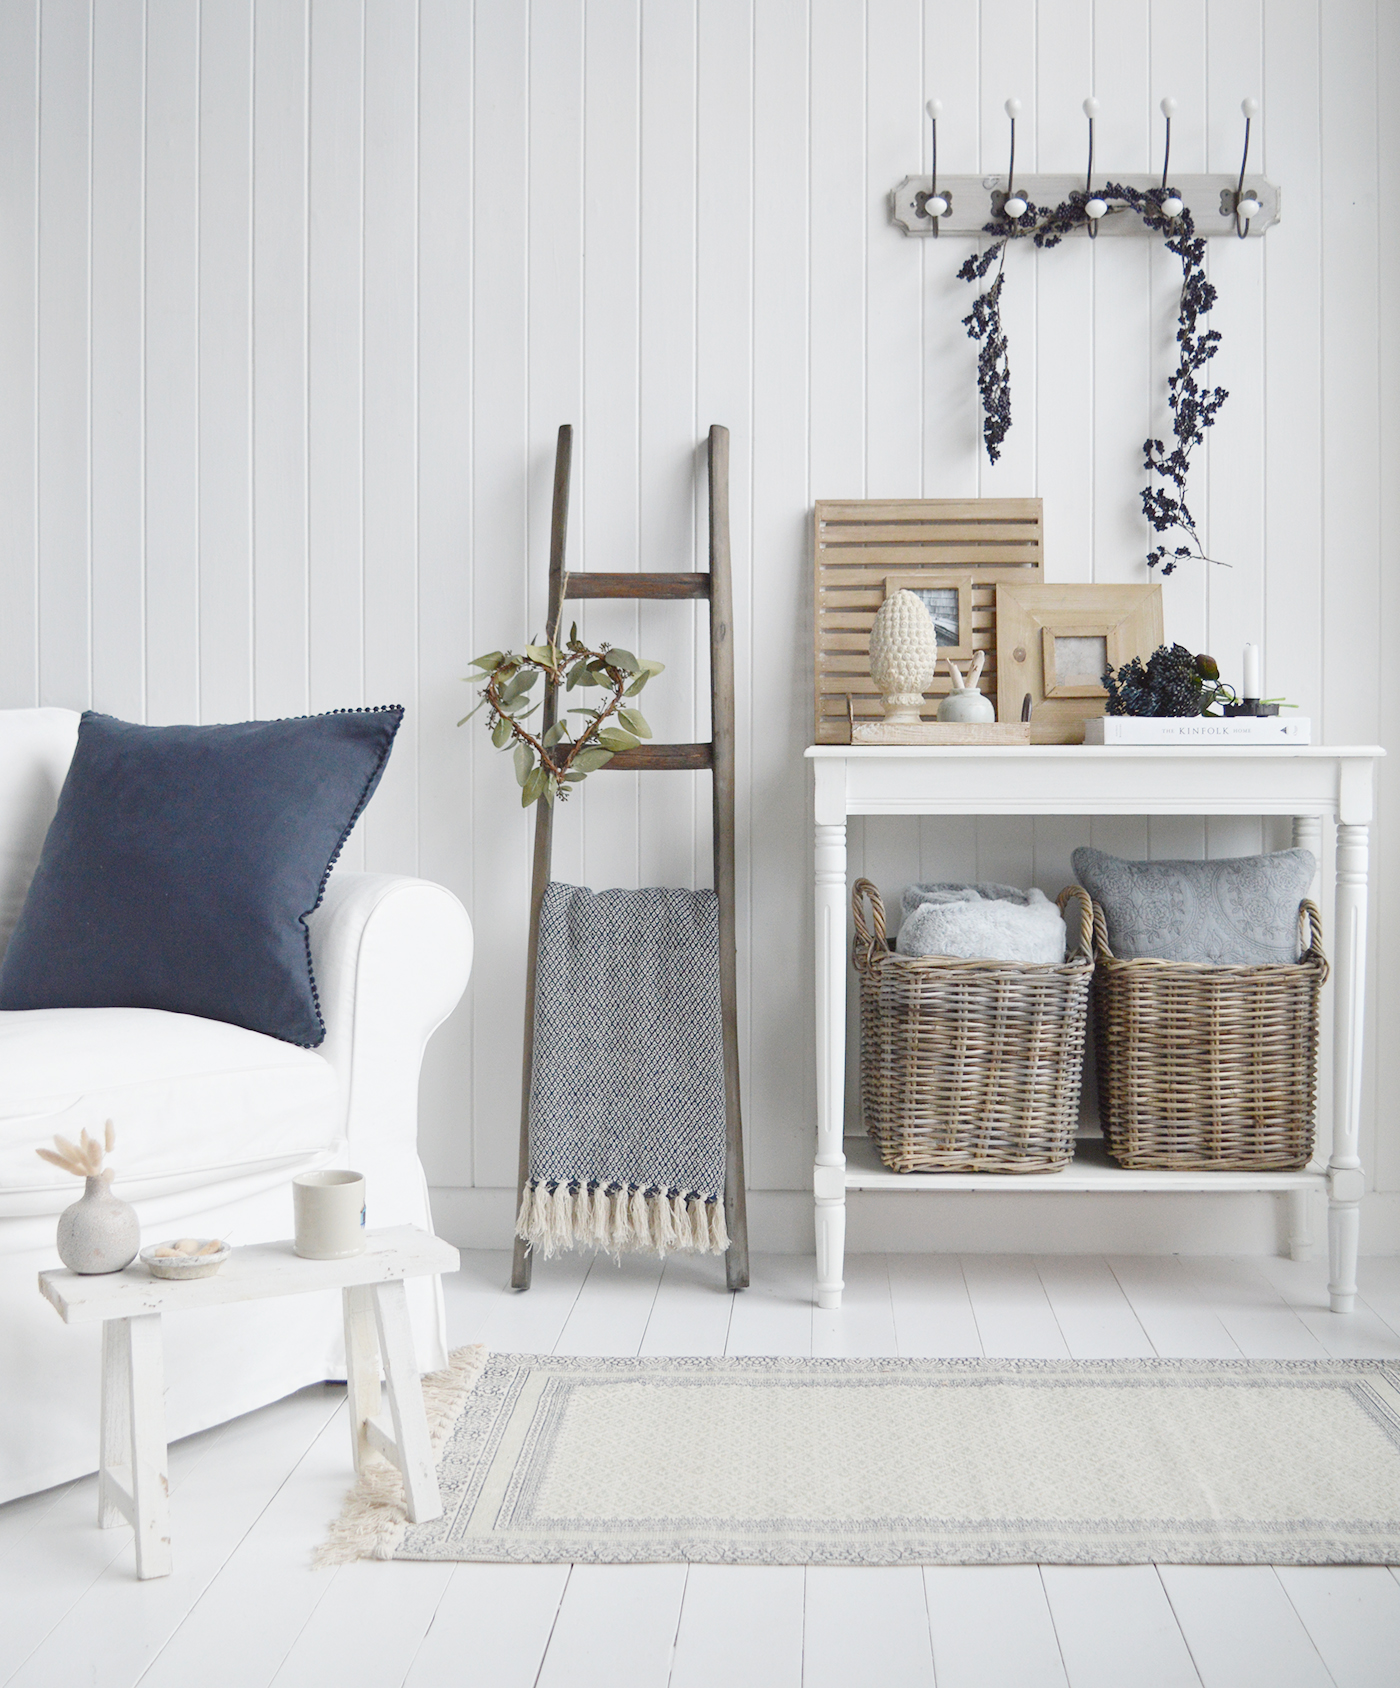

left=958, top=186, right=1226, bottom=575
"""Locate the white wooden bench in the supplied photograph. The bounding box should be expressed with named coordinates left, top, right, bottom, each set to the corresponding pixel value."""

left=39, top=1224, right=459, bottom=1578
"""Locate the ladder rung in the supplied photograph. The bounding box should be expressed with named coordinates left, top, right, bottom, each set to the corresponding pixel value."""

left=563, top=573, right=710, bottom=601
left=601, top=742, right=713, bottom=771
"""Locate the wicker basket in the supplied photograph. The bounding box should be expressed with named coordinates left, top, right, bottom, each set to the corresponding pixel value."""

left=853, top=879, right=1094, bottom=1173
left=1090, top=900, right=1328, bottom=1171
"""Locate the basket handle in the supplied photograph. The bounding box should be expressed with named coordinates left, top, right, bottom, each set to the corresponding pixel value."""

left=851, top=878, right=887, bottom=972
left=1299, top=899, right=1329, bottom=977
left=1056, top=884, right=1094, bottom=963
left=1088, top=898, right=1114, bottom=962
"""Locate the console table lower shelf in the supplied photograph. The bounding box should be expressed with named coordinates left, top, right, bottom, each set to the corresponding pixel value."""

left=841, top=1136, right=1343, bottom=1251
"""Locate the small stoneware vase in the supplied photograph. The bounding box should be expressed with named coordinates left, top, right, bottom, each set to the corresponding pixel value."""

left=938, top=687, right=995, bottom=724
left=869, top=591, right=939, bottom=725
left=56, top=1177, right=140, bottom=1274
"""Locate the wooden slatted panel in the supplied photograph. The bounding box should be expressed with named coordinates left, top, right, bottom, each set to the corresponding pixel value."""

left=813, top=498, right=1043, bottom=743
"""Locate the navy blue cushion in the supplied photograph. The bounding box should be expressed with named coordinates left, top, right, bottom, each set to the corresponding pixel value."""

left=0, top=707, right=403, bottom=1046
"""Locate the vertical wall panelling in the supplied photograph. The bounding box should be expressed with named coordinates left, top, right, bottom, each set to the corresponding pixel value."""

left=307, top=0, right=366, bottom=777
left=37, top=0, right=92, bottom=712
left=143, top=0, right=199, bottom=724
left=91, top=0, right=146, bottom=723
left=526, top=0, right=586, bottom=891
left=749, top=0, right=812, bottom=1192
left=251, top=0, right=309, bottom=727
left=469, top=0, right=531, bottom=1191
left=635, top=0, right=698, bottom=893
left=0, top=0, right=39, bottom=708
left=416, top=0, right=476, bottom=1189
left=696, top=0, right=753, bottom=1152
left=5, top=0, right=1398, bottom=1251
left=196, top=0, right=253, bottom=727
left=360, top=0, right=419, bottom=874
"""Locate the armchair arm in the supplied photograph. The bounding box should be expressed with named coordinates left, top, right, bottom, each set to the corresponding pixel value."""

left=306, top=871, right=473, bottom=1159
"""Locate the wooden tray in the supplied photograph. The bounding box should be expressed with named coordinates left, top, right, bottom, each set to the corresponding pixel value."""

left=851, top=720, right=1032, bottom=745
left=813, top=498, right=1042, bottom=745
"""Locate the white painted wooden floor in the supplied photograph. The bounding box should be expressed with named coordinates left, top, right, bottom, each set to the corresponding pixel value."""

left=7, top=1250, right=1400, bottom=1688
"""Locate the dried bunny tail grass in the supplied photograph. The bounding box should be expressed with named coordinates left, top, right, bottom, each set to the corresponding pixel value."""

left=104, top=1120, right=116, bottom=1153
left=314, top=1344, right=489, bottom=1567
left=35, top=1146, right=87, bottom=1177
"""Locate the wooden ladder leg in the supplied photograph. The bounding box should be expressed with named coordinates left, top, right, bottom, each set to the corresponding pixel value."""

left=372, top=1280, right=442, bottom=1524
left=512, top=423, right=573, bottom=1292
left=126, top=1313, right=172, bottom=1579
left=343, top=1284, right=382, bottom=1473
left=709, top=423, right=749, bottom=1293
left=98, top=1319, right=131, bottom=1528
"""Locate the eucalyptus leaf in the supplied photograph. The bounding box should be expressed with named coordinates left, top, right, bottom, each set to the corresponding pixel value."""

left=514, top=741, right=534, bottom=787
left=491, top=715, right=513, bottom=749
left=566, top=661, right=590, bottom=691
left=522, top=767, right=547, bottom=807
left=470, top=650, right=504, bottom=671
left=524, top=644, right=556, bottom=665
left=562, top=770, right=588, bottom=783
left=597, top=727, right=639, bottom=752
left=570, top=748, right=614, bottom=773
left=543, top=721, right=570, bottom=748
left=604, top=647, right=640, bottom=674
left=618, top=708, right=652, bottom=739
left=457, top=697, right=488, bottom=726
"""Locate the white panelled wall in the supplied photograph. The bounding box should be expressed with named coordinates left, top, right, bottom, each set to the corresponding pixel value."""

left=1, top=1, right=1395, bottom=1255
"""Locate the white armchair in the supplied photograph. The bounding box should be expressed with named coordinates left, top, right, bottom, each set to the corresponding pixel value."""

left=0, top=708, right=471, bottom=1503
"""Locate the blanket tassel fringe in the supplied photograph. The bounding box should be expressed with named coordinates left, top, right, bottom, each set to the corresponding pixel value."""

left=515, top=1181, right=729, bottom=1261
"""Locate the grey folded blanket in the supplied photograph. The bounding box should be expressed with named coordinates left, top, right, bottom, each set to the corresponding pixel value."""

left=896, top=881, right=1068, bottom=963
left=516, top=882, right=729, bottom=1259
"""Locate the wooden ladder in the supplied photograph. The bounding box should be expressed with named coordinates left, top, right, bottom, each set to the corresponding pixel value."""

left=510, top=424, right=750, bottom=1293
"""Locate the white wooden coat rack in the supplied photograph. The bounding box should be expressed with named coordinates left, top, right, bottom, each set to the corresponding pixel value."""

left=892, top=96, right=1279, bottom=238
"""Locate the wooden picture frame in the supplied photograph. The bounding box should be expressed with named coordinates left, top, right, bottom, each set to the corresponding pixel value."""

left=813, top=498, right=1043, bottom=743
left=882, top=571, right=976, bottom=663
left=995, top=583, right=1163, bottom=744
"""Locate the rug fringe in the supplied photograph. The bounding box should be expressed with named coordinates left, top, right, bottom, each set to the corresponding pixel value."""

left=516, top=1181, right=728, bottom=1260
left=313, top=1343, right=488, bottom=1569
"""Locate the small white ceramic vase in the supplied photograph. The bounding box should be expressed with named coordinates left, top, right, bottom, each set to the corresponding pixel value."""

left=56, top=1177, right=141, bottom=1274
left=869, top=591, right=939, bottom=725
left=937, top=653, right=996, bottom=724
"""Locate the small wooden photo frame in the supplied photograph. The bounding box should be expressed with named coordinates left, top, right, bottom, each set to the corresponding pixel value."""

left=995, top=583, right=1163, bottom=743
left=882, top=571, right=976, bottom=663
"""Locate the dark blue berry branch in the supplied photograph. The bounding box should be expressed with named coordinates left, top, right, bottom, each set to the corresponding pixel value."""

left=957, top=187, right=1228, bottom=575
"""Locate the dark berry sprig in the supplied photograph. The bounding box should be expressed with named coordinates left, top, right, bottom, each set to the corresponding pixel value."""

left=1102, top=646, right=1237, bottom=717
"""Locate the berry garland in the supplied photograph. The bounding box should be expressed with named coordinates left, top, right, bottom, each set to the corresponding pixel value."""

left=957, top=187, right=1228, bottom=575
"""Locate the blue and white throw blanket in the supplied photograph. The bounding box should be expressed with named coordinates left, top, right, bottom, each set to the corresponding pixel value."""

left=516, top=882, right=730, bottom=1259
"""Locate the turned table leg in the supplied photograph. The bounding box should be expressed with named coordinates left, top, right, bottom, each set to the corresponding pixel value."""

left=814, top=817, right=848, bottom=1311
left=1327, top=819, right=1369, bottom=1313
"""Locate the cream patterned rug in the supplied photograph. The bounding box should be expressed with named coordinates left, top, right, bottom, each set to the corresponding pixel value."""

left=318, top=1348, right=1400, bottom=1566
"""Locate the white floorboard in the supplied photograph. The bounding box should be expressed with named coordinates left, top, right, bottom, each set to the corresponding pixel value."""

left=803, top=1566, right=935, bottom=1688
left=2, top=1249, right=1398, bottom=1688
left=922, top=1566, right=1069, bottom=1688
left=1158, top=1566, right=1336, bottom=1688
left=670, top=1566, right=805, bottom=1688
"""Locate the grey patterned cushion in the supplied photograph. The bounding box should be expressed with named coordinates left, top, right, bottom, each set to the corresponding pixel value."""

left=1071, top=846, right=1316, bottom=965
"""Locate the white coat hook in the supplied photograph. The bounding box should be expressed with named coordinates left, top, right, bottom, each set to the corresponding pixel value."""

left=1159, top=97, right=1183, bottom=218
left=1234, top=97, right=1261, bottom=237
left=1002, top=98, right=1028, bottom=220
left=1082, top=97, right=1107, bottom=236
left=920, top=100, right=949, bottom=226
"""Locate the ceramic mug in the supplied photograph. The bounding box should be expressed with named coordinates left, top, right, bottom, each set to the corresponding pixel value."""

left=293, top=1169, right=366, bottom=1259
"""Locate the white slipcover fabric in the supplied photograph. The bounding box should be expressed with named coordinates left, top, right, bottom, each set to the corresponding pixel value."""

left=0, top=707, right=472, bottom=1502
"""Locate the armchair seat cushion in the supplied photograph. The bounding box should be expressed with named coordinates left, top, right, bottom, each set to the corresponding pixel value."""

left=0, top=1006, right=339, bottom=1218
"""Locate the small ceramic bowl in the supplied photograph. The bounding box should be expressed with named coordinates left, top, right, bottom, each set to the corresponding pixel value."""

left=140, top=1239, right=230, bottom=1281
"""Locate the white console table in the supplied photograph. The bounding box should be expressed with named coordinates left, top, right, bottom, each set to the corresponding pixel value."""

left=808, top=745, right=1384, bottom=1314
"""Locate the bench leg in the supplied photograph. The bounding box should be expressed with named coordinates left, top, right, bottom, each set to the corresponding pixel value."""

left=99, top=1321, right=131, bottom=1529
left=342, top=1284, right=382, bottom=1474
left=128, top=1314, right=171, bottom=1579
left=373, top=1279, right=441, bottom=1524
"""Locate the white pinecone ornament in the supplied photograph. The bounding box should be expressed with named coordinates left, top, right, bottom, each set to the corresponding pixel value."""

left=869, top=590, right=939, bottom=725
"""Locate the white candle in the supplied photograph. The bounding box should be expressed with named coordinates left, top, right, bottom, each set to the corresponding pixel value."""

left=1243, top=642, right=1261, bottom=699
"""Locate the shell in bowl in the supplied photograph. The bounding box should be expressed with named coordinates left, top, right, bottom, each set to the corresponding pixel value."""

left=140, top=1238, right=230, bottom=1280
